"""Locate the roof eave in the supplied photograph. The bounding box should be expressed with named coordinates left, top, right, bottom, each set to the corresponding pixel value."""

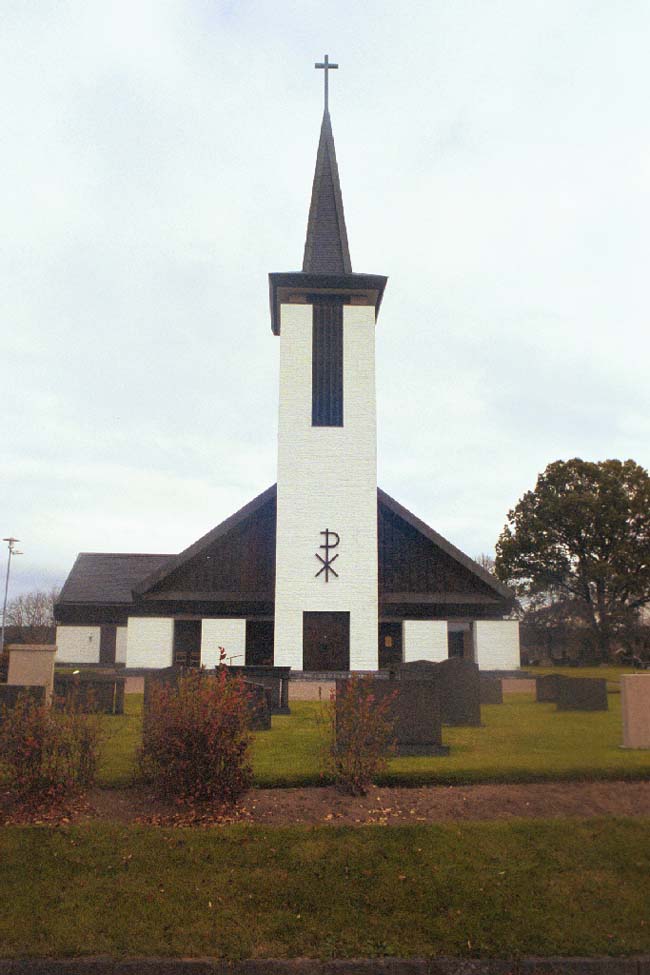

left=268, top=271, right=388, bottom=335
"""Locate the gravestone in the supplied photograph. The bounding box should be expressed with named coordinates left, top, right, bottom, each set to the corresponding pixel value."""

left=480, top=676, right=503, bottom=705
left=535, top=674, right=564, bottom=702
left=226, top=665, right=291, bottom=714
left=396, top=658, right=482, bottom=727
left=556, top=676, right=608, bottom=712
left=143, top=666, right=272, bottom=731
left=336, top=678, right=449, bottom=756
left=53, top=672, right=125, bottom=715
left=621, top=675, right=650, bottom=748
left=242, top=680, right=272, bottom=731
left=7, top=644, right=56, bottom=704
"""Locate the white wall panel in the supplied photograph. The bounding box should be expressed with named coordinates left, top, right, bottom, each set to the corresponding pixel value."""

left=403, top=621, right=448, bottom=663
left=201, top=619, right=246, bottom=668
left=474, top=621, right=520, bottom=670
left=55, top=626, right=100, bottom=663
left=126, top=617, right=174, bottom=668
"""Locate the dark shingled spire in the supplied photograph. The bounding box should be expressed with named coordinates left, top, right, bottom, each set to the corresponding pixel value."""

left=302, top=111, right=352, bottom=274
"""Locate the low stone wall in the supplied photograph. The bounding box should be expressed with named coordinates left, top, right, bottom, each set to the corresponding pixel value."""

left=290, top=680, right=335, bottom=701
left=502, top=678, right=537, bottom=695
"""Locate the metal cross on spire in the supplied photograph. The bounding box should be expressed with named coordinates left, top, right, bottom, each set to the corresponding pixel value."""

left=315, top=54, right=338, bottom=113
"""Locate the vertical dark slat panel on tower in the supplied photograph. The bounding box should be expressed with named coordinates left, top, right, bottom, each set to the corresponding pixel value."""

left=312, top=298, right=343, bottom=426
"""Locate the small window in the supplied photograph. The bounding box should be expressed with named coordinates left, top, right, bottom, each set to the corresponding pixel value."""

left=312, top=299, right=343, bottom=426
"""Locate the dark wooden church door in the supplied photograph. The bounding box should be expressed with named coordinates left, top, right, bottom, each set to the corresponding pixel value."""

left=302, top=612, right=350, bottom=671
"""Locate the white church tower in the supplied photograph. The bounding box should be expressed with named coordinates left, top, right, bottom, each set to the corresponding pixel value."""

left=269, top=58, right=387, bottom=672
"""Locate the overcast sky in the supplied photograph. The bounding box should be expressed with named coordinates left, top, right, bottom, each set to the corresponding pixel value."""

left=2, top=0, right=649, bottom=602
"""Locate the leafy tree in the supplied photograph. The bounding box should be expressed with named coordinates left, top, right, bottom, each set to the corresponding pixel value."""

left=495, top=459, right=650, bottom=659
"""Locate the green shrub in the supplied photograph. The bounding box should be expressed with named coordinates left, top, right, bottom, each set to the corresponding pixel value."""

left=139, top=668, right=253, bottom=805
left=326, top=675, right=396, bottom=795
left=0, top=690, right=101, bottom=809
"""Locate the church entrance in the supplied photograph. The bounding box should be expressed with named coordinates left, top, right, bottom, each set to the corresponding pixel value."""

left=302, top=611, right=350, bottom=671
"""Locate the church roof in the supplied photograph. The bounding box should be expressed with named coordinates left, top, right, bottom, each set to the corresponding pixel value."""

left=57, top=552, right=173, bottom=605
left=377, top=489, right=512, bottom=601
left=132, top=484, right=277, bottom=597
left=56, top=486, right=513, bottom=610
left=302, top=111, right=352, bottom=274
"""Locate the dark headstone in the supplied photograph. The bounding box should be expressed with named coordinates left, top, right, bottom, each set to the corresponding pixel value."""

left=143, top=667, right=273, bottom=731
left=336, top=678, right=449, bottom=756
left=557, top=676, right=608, bottom=711
left=535, top=674, right=565, bottom=702
left=53, top=672, right=125, bottom=714
left=0, top=684, right=46, bottom=724
left=396, top=658, right=482, bottom=727
left=480, top=676, right=504, bottom=704
left=243, top=680, right=272, bottom=731
left=226, top=665, right=291, bottom=714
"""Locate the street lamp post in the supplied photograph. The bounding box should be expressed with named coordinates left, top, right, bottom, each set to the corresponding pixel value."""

left=1, top=537, right=23, bottom=656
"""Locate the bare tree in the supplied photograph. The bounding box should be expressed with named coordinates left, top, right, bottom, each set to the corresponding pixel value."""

left=4, top=587, right=60, bottom=643
left=474, top=553, right=496, bottom=575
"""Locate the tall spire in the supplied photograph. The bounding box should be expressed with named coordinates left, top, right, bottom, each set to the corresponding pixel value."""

left=302, top=109, right=352, bottom=275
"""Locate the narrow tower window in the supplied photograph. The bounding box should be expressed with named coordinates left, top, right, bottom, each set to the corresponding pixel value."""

left=312, top=298, right=343, bottom=426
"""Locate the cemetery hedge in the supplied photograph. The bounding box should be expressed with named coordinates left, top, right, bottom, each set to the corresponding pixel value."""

left=2, top=818, right=650, bottom=958
left=93, top=692, right=650, bottom=789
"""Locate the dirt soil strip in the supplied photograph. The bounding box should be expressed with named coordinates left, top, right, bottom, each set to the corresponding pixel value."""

left=82, top=780, right=650, bottom=827
left=0, top=955, right=647, bottom=974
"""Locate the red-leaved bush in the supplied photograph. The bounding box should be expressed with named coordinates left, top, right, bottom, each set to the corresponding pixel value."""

left=327, top=675, right=396, bottom=795
left=139, top=667, right=253, bottom=805
left=0, top=691, right=101, bottom=809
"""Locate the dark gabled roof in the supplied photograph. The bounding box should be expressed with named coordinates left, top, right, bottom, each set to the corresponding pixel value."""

left=56, top=552, right=173, bottom=606
left=377, top=489, right=513, bottom=601
left=303, top=110, right=352, bottom=274
left=56, top=485, right=512, bottom=610
left=133, top=484, right=277, bottom=596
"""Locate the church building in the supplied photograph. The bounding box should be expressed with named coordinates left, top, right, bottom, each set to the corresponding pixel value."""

left=55, top=62, right=520, bottom=673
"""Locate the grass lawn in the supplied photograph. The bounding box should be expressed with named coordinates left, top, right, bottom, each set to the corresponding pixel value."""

left=96, top=688, right=650, bottom=789
left=2, top=818, right=650, bottom=959
left=531, top=664, right=638, bottom=684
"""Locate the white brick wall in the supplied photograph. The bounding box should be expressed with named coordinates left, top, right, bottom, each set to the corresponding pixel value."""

left=115, top=626, right=127, bottom=664
left=55, top=625, right=101, bottom=663
left=274, top=303, right=378, bottom=671
left=474, top=620, right=520, bottom=670
left=201, top=619, right=246, bottom=668
left=403, top=621, right=448, bottom=662
left=126, top=617, right=174, bottom=668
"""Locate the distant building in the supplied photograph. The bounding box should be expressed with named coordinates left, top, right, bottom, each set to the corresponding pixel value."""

left=56, top=77, right=519, bottom=672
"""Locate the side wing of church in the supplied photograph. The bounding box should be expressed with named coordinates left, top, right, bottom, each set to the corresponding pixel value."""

left=55, top=72, right=520, bottom=673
